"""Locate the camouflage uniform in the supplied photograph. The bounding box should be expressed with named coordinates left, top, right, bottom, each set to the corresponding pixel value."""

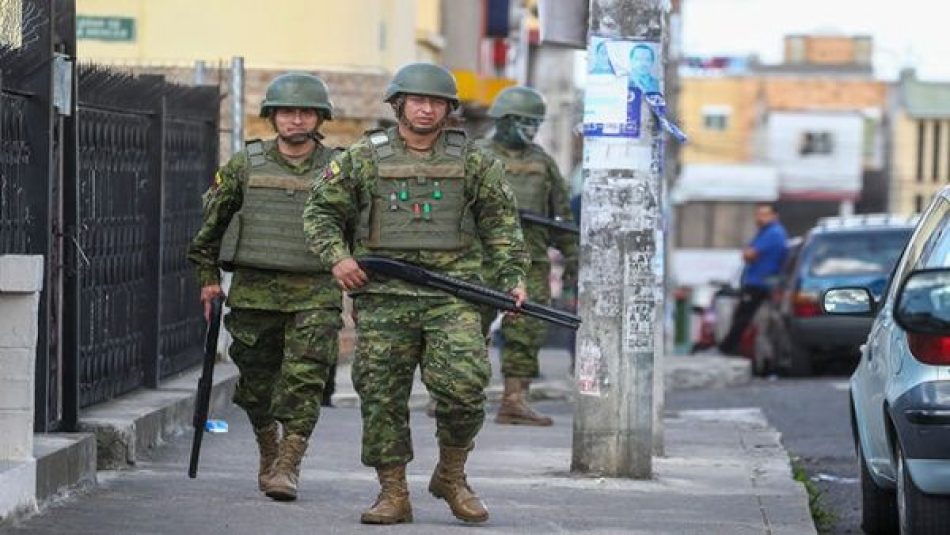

left=303, top=126, right=527, bottom=467
left=477, top=139, right=578, bottom=378
left=187, top=139, right=341, bottom=438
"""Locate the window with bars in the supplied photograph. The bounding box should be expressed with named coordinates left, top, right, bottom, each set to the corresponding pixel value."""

left=800, top=131, right=834, bottom=156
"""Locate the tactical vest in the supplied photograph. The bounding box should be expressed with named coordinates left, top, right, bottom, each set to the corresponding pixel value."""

left=493, top=145, right=550, bottom=216
left=357, top=128, right=476, bottom=251
left=218, top=140, right=323, bottom=272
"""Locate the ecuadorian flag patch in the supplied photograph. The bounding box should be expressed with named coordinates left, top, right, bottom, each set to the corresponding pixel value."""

left=324, top=160, right=342, bottom=181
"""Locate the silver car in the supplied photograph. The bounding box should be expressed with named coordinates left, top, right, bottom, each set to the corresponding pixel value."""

left=824, top=188, right=950, bottom=535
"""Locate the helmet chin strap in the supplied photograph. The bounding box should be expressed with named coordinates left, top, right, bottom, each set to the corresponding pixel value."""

left=269, top=114, right=324, bottom=145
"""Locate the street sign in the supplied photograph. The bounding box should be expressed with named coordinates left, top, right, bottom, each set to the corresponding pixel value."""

left=77, top=16, right=135, bottom=42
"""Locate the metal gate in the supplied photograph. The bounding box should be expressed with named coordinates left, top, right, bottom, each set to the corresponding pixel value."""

left=0, top=0, right=219, bottom=431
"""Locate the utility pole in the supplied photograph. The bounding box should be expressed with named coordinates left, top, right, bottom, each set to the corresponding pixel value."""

left=572, top=0, right=682, bottom=478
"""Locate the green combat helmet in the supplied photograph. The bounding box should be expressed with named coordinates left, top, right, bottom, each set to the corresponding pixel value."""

left=383, top=63, right=459, bottom=109
left=259, top=73, right=333, bottom=119
left=487, top=86, right=546, bottom=120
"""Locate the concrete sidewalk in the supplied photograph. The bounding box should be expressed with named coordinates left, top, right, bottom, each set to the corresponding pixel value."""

left=1, top=345, right=815, bottom=534
left=332, top=345, right=753, bottom=409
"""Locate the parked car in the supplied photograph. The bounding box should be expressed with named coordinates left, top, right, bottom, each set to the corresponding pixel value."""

left=823, top=188, right=950, bottom=534
left=756, top=214, right=917, bottom=376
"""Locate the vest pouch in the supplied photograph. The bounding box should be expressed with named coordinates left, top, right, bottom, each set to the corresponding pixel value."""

left=366, top=197, right=385, bottom=247
left=230, top=174, right=322, bottom=273
left=218, top=213, right=242, bottom=272
left=363, top=175, right=469, bottom=250
left=503, top=159, right=549, bottom=216
left=357, top=128, right=471, bottom=251
left=458, top=201, right=477, bottom=248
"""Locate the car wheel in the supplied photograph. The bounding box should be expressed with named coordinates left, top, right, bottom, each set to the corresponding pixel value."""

left=859, top=443, right=898, bottom=534
left=786, top=339, right=813, bottom=377
left=897, top=442, right=950, bottom=534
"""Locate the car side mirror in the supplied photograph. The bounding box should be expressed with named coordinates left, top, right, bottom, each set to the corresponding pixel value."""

left=822, top=287, right=874, bottom=315
left=894, top=268, right=950, bottom=335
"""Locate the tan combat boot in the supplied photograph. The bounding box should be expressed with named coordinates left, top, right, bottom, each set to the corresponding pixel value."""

left=428, top=445, right=489, bottom=523
left=494, top=377, right=553, bottom=426
left=253, top=422, right=281, bottom=491
left=360, top=464, right=413, bottom=524
left=264, top=434, right=308, bottom=501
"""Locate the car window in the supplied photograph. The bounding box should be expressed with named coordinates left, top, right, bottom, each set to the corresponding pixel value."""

left=885, top=197, right=950, bottom=304
left=912, top=205, right=950, bottom=270
left=805, top=230, right=912, bottom=277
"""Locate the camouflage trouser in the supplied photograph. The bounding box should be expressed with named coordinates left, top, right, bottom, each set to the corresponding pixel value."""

left=225, top=307, right=342, bottom=436
left=352, top=294, right=491, bottom=467
left=497, top=262, right=551, bottom=378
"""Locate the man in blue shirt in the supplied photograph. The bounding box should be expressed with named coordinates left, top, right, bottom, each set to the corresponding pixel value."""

left=718, top=203, right=788, bottom=355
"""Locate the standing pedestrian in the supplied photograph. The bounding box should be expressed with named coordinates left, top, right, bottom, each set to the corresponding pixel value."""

left=718, top=203, right=788, bottom=355
left=303, top=63, right=528, bottom=525
left=187, top=73, right=342, bottom=502
left=476, top=86, right=578, bottom=426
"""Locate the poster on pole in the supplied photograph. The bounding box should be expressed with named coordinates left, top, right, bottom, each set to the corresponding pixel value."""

left=582, top=37, right=661, bottom=139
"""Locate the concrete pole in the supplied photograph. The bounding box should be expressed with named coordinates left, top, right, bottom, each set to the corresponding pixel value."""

left=229, top=56, right=245, bottom=158
left=572, top=0, right=671, bottom=479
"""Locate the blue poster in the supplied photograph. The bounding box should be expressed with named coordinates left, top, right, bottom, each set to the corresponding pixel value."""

left=583, top=38, right=661, bottom=139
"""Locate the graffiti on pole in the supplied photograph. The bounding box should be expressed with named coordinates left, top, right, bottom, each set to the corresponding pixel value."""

left=577, top=338, right=608, bottom=396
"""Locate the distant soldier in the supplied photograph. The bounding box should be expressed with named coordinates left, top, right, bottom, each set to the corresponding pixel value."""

left=303, top=63, right=528, bottom=525
left=187, top=73, right=341, bottom=502
left=477, top=86, right=578, bottom=426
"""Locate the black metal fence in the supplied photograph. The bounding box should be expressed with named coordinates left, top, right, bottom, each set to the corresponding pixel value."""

left=0, top=0, right=219, bottom=431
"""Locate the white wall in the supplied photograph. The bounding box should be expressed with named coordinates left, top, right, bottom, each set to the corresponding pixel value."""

left=0, top=255, right=43, bottom=521
left=766, top=111, right=863, bottom=199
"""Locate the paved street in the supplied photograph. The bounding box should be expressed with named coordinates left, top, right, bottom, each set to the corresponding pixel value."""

left=0, top=349, right=815, bottom=535
left=3, top=400, right=814, bottom=535
left=668, top=375, right=858, bottom=534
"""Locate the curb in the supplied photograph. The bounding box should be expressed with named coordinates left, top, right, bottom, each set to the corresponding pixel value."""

left=6, top=363, right=237, bottom=526
left=34, top=433, right=96, bottom=504
left=79, top=362, right=239, bottom=470
left=667, top=408, right=817, bottom=534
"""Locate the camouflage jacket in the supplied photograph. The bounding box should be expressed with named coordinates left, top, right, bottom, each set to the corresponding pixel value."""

left=186, top=138, right=342, bottom=311
left=303, top=126, right=528, bottom=296
left=477, top=139, right=578, bottom=277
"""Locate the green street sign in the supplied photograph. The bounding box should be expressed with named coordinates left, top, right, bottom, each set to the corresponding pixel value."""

left=77, top=16, right=136, bottom=42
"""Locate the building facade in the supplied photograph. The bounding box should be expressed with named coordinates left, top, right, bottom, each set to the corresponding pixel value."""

left=889, top=70, right=950, bottom=214
left=76, top=0, right=444, bottom=149
left=676, top=34, right=889, bottom=243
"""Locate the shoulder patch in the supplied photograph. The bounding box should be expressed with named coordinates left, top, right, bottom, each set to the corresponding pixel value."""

left=323, top=159, right=343, bottom=182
